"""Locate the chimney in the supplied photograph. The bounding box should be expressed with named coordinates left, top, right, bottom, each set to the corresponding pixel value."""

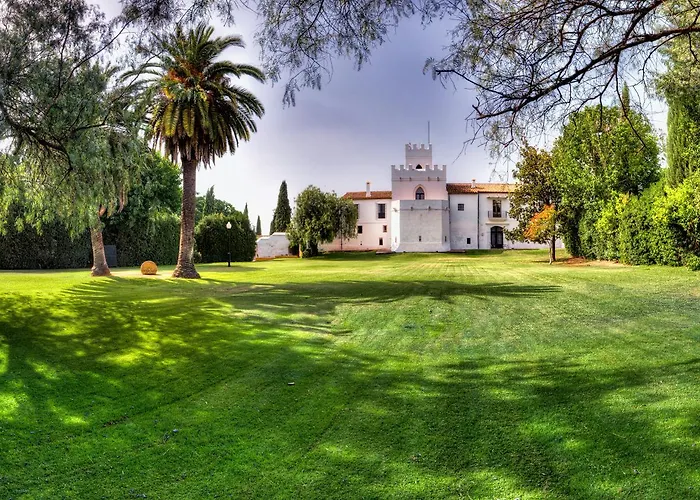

left=471, top=178, right=476, bottom=188
left=366, top=181, right=371, bottom=198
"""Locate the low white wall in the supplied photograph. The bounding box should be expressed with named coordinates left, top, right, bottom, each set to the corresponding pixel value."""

left=256, top=232, right=293, bottom=259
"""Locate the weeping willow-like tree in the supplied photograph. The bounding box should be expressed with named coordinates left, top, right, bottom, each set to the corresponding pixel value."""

left=126, top=24, right=265, bottom=278
left=0, top=0, right=147, bottom=276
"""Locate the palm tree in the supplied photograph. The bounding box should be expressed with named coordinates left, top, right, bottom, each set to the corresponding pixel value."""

left=127, top=24, right=265, bottom=278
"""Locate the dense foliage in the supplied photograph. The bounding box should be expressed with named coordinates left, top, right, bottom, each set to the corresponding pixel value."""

left=270, top=180, right=291, bottom=233
left=567, top=173, right=700, bottom=269
left=0, top=153, right=182, bottom=269
left=507, top=146, right=562, bottom=263
left=105, top=212, right=181, bottom=267
left=288, top=186, right=358, bottom=257
left=196, top=186, right=236, bottom=224
left=0, top=205, right=92, bottom=269
left=665, top=99, right=700, bottom=186
left=194, top=212, right=256, bottom=263
left=551, top=101, right=660, bottom=257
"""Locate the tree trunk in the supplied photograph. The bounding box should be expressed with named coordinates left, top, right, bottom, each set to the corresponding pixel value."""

left=173, top=157, right=201, bottom=279
left=549, top=234, right=556, bottom=264
left=90, top=220, right=111, bottom=277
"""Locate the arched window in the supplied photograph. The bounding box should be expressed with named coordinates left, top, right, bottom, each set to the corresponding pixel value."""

left=415, top=164, right=423, bottom=170
left=415, top=187, right=425, bottom=200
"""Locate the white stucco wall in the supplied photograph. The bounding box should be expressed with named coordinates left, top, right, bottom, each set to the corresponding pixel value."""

left=448, top=194, right=479, bottom=250
left=478, top=193, right=512, bottom=249
left=256, top=232, right=293, bottom=259
left=322, top=197, right=391, bottom=251
left=392, top=199, right=450, bottom=252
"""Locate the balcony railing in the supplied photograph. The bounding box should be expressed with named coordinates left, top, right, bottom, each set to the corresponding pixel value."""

left=488, top=211, right=507, bottom=219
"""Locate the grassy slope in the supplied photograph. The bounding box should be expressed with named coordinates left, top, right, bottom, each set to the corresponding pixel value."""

left=0, top=251, right=699, bottom=499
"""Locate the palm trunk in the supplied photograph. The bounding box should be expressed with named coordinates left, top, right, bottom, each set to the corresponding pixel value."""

left=549, top=234, right=556, bottom=264
left=90, top=219, right=111, bottom=277
left=173, top=157, right=200, bottom=279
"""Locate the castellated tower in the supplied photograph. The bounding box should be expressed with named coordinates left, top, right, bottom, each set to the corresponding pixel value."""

left=390, top=143, right=450, bottom=252
left=391, top=144, right=447, bottom=201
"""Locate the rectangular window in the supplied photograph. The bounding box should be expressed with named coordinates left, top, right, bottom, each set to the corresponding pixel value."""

left=383, top=225, right=388, bottom=233
left=457, top=203, right=465, bottom=211
left=467, top=237, right=471, bottom=244
left=354, top=204, right=360, bottom=217
left=357, top=225, right=363, bottom=234
left=377, top=203, right=386, bottom=219
left=379, top=238, right=384, bottom=246
left=418, top=235, right=422, bottom=242
left=493, top=200, right=502, bottom=217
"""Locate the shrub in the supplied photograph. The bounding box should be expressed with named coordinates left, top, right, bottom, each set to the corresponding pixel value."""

left=0, top=205, right=92, bottom=269
left=683, top=253, right=700, bottom=271
left=104, top=212, right=180, bottom=267
left=195, top=212, right=256, bottom=263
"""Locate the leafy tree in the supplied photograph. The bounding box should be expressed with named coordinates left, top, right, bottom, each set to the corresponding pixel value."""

left=204, top=186, right=216, bottom=216
left=126, top=23, right=265, bottom=278
left=552, top=102, right=660, bottom=256
left=658, top=36, right=700, bottom=186
left=336, top=197, right=359, bottom=245
left=288, top=186, right=357, bottom=257
left=255, top=215, right=262, bottom=236
left=243, top=203, right=250, bottom=227
left=270, top=180, right=291, bottom=233
left=0, top=0, right=148, bottom=276
left=101, top=152, right=182, bottom=266
left=665, top=99, right=700, bottom=186
left=194, top=212, right=256, bottom=263
left=195, top=186, right=235, bottom=224
left=508, top=146, right=561, bottom=263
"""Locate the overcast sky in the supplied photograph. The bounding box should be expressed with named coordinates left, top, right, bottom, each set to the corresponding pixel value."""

left=99, top=1, right=667, bottom=232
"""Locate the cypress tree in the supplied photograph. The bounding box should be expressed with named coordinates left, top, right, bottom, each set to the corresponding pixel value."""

left=203, top=186, right=215, bottom=216
left=256, top=215, right=262, bottom=235
left=667, top=97, right=700, bottom=186
left=243, top=203, right=250, bottom=226
left=271, top=180, right=292, bottom=232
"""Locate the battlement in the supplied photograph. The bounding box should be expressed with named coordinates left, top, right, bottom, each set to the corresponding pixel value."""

left=405, top=143, right=432, bottom=153
left=391, top=164, right=446, bottom=172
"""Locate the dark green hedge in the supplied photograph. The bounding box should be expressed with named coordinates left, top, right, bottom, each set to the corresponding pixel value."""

left=104, top=212, right=180, bottom=267
left=0, top=207, right=180, bottom=270
left=0, top=208, right=92, bottom=269
left=195, top=213, right=256, bottom=263
left=567, top=174, right=700, bottom=268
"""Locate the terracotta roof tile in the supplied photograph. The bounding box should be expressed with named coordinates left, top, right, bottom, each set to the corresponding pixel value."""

left=343, top=190, right=393, bottom=200
left=446, top=183, right=515, bottom=194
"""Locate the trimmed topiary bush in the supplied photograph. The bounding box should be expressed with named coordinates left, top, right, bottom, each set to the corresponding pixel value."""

left=195, top=212, right=256, bottom=263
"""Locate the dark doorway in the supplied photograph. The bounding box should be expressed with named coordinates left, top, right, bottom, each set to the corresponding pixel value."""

left=490, top=226, right=504, bottom=249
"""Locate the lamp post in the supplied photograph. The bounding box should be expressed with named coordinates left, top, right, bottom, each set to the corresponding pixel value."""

left=226, top=221, right=232, bottom=267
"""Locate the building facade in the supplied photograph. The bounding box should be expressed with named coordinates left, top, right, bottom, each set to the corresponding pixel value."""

left=322, top=143, right=558, bottom=252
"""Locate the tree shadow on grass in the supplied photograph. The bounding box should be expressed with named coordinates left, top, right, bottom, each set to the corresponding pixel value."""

left=1, top=277, right=698, bottom=498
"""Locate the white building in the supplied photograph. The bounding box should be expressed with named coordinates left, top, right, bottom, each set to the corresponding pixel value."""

left=255, top=232, right=294, bottom=259
left=322, top=143, right=559, bottom=252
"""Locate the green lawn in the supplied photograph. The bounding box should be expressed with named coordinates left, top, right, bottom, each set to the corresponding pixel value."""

left=1, top=251, right=699, bottom=499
